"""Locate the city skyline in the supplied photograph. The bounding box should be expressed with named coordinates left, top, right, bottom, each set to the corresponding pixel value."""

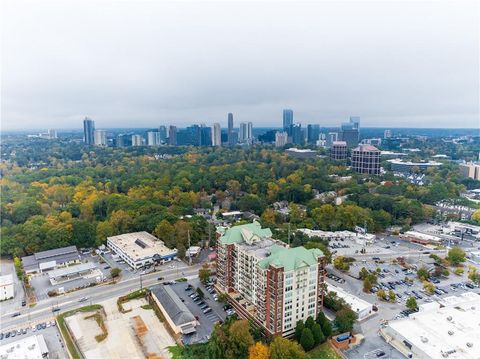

left=2, top=1, right=479, bottom=130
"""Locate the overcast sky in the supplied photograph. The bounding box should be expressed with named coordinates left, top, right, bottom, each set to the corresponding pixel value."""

left=2, top=0, right=479, bottom=130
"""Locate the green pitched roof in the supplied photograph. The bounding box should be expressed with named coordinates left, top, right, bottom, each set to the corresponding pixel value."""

left=219, top=222, right=273, bottom=245
left=258, top=245, right=323, bottom=271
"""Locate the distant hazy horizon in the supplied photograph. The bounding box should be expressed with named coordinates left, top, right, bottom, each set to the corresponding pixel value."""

left=2, top=1, right=479, bottom=130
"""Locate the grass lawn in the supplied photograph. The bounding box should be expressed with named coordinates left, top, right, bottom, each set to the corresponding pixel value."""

left=307, top=342, right=341, bottom=359
left=168, top=346, right=183, bottom=359
left=168, top=343, right=209, bottom=359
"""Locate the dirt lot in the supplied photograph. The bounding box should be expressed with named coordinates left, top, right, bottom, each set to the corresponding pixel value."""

left=65, top=297, right=174, bottom=358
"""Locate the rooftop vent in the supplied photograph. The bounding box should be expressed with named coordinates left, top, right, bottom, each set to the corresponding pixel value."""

left=466, top=342, right=473, bottom=348
left=421, top=336, right=428, bottom=343
left=447, top=316, right=452, bottom=321
left=448, top=330, right=454, bottom=336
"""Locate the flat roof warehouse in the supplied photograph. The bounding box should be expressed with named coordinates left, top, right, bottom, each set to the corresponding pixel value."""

left=21, top=245, right=80, bottom=273
left=108, top=232, right=176, bottom=261
left=381, top=293, right=480, bottom=359
left=107, top=231, right=177, bottom=269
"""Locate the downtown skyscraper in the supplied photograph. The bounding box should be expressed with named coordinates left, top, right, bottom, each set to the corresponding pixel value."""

left=83, top=117, right=95, bottom=145
left=227, top=113, right=235, bottom=145
left=283, top=109, right=293, bottom=133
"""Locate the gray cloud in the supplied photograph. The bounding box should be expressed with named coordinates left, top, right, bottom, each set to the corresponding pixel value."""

left=1, top=0, right=479, bottom=130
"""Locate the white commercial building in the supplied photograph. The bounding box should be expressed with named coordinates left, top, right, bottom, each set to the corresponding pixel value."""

left=107, top=231, right=177, bottom=269
left=327, top=283, right=374, bottom=320
left=94, top=129, right=107, bottom=146
left=147, top=131, right=161, bottom=146
left=186, top=246, right=201, bottom=257
left=47, top=262, right=102, bottom=285
left=298, top=228, right=376, bottom=245
left=0, top=335, right=49, bottom=359
left=381, top=293, right=480, bottom=359
left=0, top=274, right=14, bottom=300
left=131, top=134, right=143, bottom=146
left=400, top=231, right=442, bottom=245
left=275, top=131, right=288, bottom=147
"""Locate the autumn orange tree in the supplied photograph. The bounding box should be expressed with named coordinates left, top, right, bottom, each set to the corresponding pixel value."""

left=248, top=342, right=269, bottom=359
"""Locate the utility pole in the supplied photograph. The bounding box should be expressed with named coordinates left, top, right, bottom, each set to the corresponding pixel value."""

left=288, top=222, right=291, bottom=247
left=208, top=223, right=212, bottom=247
left=188, top=230, right=192, bottom=266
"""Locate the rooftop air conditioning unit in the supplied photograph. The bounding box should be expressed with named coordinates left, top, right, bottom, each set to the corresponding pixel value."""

left=421, top=336, right=428, bottom=343
left=466, top=342, right=473, bottom=348
left=447, top=316, right=452, bottom=321
left=448, top=331, right=454, bottom=336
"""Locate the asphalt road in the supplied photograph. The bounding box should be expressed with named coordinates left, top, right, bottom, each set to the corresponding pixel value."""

left=0, top=264, right=202, bottom=332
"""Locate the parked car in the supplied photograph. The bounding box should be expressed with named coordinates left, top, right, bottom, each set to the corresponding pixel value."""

left=203, top=308, right=212, bottom=314
left=157, top=277, right=165, bottom=281
left=11, top=312, right=20, bottom=317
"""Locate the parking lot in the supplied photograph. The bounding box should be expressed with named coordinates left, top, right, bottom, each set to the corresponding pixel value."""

left=169, top=277, right=227, bottom=344
left=328, top=234, right=480, bottom=359
left=0, top=317, right=68, bottom=358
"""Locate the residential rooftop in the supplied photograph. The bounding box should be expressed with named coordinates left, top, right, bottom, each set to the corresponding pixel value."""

left=217, top=222, right=273, bottom=245
left=353, top=144, right=379, bottom=152
left=258, top=245, right=323, bottom=271
left=237, top=237, right=278, bottom=260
